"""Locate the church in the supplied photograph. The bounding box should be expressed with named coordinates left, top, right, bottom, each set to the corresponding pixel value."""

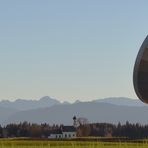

left=48, top=125, right=77, bottom=139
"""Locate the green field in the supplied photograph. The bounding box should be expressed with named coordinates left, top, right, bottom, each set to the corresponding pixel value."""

left=0, top=138, right=148, bottom=148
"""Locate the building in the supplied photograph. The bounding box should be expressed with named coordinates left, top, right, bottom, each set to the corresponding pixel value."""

left=62, top=126, right=76, bottom=138
left=48, top=126, right=76, bottom=139
left=49, top=129, right=63, bottom=139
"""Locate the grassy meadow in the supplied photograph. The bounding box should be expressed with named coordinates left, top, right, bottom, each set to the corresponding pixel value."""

left=0, top=138, right=148, bottom=148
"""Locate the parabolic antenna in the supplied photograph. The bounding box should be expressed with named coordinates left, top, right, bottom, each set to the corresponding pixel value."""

left=133, top=36, right=148, bottom=103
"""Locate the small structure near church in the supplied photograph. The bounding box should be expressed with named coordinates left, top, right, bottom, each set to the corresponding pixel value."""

left=49, top=129, right=63, bottom=139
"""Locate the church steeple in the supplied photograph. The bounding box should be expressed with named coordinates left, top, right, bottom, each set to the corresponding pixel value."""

left=73, top=116, right=77, bottom=128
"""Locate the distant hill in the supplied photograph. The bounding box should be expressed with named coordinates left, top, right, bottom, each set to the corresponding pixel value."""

left=0, top=97, right=144, bottom=111
left=0, top=96, right=60, bottom=111
left=94, top=97, right=146, bottom=107
left=0, top=107, right=18, bottom=124
left=3, top=101, right=148, bottom=125
left=0, top=97, right=148, bottom=126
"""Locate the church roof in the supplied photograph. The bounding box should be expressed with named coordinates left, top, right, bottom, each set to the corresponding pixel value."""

left=61, top=126, right=76, bottom=132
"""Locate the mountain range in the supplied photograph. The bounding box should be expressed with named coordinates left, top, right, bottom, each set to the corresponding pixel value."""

left=0, top=96, right=60, bottom=111
left=0, top=96, right=147, bottom=126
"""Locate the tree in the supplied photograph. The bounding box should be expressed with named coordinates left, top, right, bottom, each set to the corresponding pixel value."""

left=77, top=117, right=89, bottom=126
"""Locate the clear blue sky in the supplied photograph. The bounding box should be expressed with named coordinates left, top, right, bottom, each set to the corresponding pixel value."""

left=0, top=0, right=147, bottom=102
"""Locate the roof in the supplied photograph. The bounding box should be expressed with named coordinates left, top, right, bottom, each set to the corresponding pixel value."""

left=61, top=126, right=76, bottom=132
left=50, top=129, right=62, bottom=134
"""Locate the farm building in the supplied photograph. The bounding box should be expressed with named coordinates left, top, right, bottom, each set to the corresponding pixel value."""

left=49, top=129, right=63, bottom=139
left=48, top=126, right=76, bottom=139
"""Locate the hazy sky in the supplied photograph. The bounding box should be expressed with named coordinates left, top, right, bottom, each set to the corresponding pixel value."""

left=0, top=0, right=148, bottom=102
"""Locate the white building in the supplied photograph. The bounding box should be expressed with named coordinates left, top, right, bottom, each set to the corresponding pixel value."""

left=62, top=126, right=77, bottom=138
left=48, top=126, right=76, bottom=139
left=49, top=129, right=63, bottom=139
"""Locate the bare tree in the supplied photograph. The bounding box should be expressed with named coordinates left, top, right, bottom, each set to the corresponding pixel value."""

left=77, top=117, right=89, bottom=126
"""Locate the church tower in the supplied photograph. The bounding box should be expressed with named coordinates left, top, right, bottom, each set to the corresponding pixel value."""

left=73, top=116, right=77, bottom=128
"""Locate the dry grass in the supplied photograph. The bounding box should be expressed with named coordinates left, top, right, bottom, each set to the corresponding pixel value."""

left=0, top=138, right=148, bottom=148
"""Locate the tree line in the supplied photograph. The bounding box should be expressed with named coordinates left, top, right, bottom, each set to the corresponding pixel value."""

left=0, top=121, right=148, bottom=139
left=79, top=121, right=148, bottom=139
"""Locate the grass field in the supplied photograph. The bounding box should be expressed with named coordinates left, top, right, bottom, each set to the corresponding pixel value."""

left=0, top=138, right=148, bottom=148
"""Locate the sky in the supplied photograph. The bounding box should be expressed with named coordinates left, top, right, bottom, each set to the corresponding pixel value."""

left=0, top=0, right=148, bottom=102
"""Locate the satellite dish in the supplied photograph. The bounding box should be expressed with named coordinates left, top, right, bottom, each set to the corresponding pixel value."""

left=133, top=35, right=148, bottom=103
